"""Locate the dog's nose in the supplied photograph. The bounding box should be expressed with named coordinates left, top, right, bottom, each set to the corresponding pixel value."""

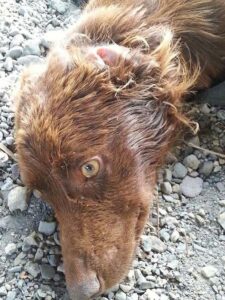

left=67, top=267, right=100, bottom=300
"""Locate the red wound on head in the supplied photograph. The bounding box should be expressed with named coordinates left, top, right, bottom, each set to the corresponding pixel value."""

left=97, top=48, right=107, bottom=59
left=96, top=46, right=122, bottom=66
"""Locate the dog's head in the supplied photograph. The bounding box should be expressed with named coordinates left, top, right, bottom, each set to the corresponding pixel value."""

left=15, top=29, right=195, bottom=299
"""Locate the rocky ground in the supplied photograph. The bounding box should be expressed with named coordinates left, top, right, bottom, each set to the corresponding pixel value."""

left=0, top=0, right=225, bottom=299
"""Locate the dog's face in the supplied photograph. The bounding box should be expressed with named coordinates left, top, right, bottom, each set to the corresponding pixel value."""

left=15, top=38, right=183, bottom=299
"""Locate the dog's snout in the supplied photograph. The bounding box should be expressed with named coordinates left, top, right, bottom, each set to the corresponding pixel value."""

left=68, top=272, right=100, bottom=300
left=65, top=258, right=100, bottom=300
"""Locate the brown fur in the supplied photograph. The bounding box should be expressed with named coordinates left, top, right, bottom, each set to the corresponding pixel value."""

left=14, top=0, right=225, bottom=298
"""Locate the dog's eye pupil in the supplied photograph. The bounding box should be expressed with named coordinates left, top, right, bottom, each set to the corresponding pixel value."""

left=85, top=164, right=93, bottom=172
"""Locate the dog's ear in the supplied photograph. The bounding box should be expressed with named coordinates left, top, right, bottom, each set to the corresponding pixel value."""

left=95, top=45, right=130, bottom=66
left=81, top=44, right=132, bottom=70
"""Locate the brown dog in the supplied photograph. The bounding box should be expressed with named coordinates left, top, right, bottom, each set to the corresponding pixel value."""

left=14, top=0, right=225, bottom=299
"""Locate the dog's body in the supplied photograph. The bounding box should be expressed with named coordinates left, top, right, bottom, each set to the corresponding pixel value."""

left=15, top=1, right=225, bottom=299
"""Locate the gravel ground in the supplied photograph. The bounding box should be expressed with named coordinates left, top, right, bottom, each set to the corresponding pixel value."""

left=0, top=0, right=225, bottom=299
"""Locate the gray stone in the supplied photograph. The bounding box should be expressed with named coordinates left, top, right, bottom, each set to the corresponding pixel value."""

left=135, top=269, right=146, bottom=285
left=6, top=291, right=17, bottom=300
left=48, top=254, right=60, bottom=267
left=217, top=110, right=225, bottom=121
left=8, top=266, right=22, bottom=273
left=196, top=215, right=205, bottom=225
left=5, top=136, right=14, bottom=146
left=200, top=103, right=211, bottom=114
left=201, top=265, right=218, bottom=279
left=183, top=154, right=200, bottom=170
left=8, top=46, right=23, bottom=59
left=9, top=28, right=20, bottom=37
left=25, top=262, right=40, bottom=278
left=0, top=286, right=7, bottom=296
left=145, top=290, right=160, bottom=300
left=10, top=34, right=24, bottom=48
left=167, top=259, right=179, bottom=270
left=199, top=161, right=214, bottom=177
left=50, top=0, right=68, bottom=14
left=14, top=252, right=26, bottom=265
left=170, top=230, right=180, bottom=242
left=188, top=135, right=200, bottom=147
left=214, top=164, right=222, bottom=173
left=40, top=30, right=63, bottom=49
left=23, top=234, right=38, bottom=248
left=0, top=131, right=3, bottom=141
left=0, top=150, right=9, bottom=167
left=163, top=194, right=177, bottom=203
left=18, top=6, right=27, bottom=16
left=11, top=164, right=20, bottom=180
left=173, top=163, right=187, bottom=179
left=141, top=235, right=152, bottom=252
left=5, top=243, right=17, bottom=256
left=180, top=176, right=203, bottom=198
left=127, top=295, right=138, bottom=300
left=161, top=182, right=172, bottom=195
left=216, top=182, right=225, bottom=193
left=3, top=57, right=13, bottom=72
left=219, top=200, right=225, bottom=207
left=140, top=281, right=155, bottom=290
left=40, top=264, right=56, bottom=280
left=17, top=55, right=43, bottom=65
left=21, top=29, right=32, bottom=39
left=23, top=39, right=41, bottom=56
left=115, top=290, right=126, bottom=300
left=176, top=243, right=186, bottom=253
left=142, top=235, right=167, bottom=253
left=164, top=169, right=172, bottom=181
left=119, top=284, right=132, bottom=293
left=1, top=178, right=14, bottom=191
left=161, top=216, right=179, bottom=227
left=57, top=263, right=64, bottom=273
left=36, top=289, right=47, bottom=298
left=160, top=229, right=170, bottom=242
left=218, top=212, right=225, bottom=230
left=7, top=186, right=28, bottom=212
left=38, top=221, right=56, bottom=236
left=34, top=248, right=44, bottom=262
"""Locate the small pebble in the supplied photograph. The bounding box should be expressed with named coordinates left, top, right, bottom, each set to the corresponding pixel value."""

left=201, top=265, right=218, bottom=279
left=7, top=186, right=28, bottom=212
left=40, top=264, right=56, bottom=280
left=115, top=290, right=127, bottom=300
left=23, top=39, right=41, bottom=56
left=218, top=212, right=225, bottom=230
left=50, top=0, right=68, bottom=14
left=161, top=182, right=172, bottom=195
left=5, top=243, right=17, bottom=256
left=3, top=57, right=13, bottom=72
left=180, top=176, right=203, bottom=198
left=183, top=154, right=200, bottom=170
left=173, top=163, right=187, bottom=179
left=38, top=221, right=56, bottom=236
left=8, top=46, right=23, bottom=59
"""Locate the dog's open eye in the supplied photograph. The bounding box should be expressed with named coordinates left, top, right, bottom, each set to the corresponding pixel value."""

left=81, top=159, right=100, bottom=178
